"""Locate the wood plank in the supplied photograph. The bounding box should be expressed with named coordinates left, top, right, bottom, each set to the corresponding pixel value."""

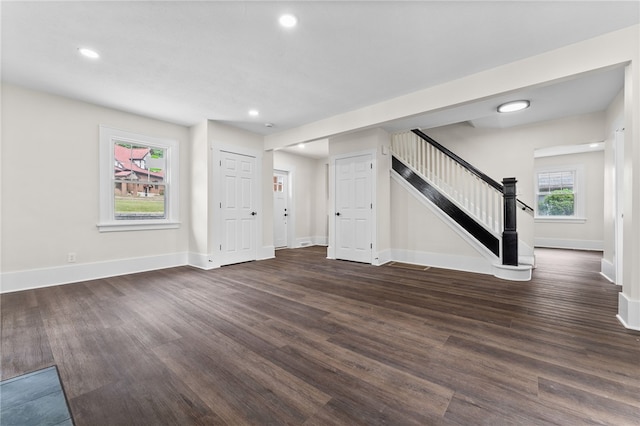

left=0, top=304, right=54, bottom=380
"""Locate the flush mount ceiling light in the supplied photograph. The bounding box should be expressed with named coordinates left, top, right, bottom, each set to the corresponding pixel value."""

left=78, top=47, right=100, bottom=59
left=497, top=100, right=530, bottom=113
left=248, top=109, right=259, bottom=117
left=279, top=14, right=298, bottom=28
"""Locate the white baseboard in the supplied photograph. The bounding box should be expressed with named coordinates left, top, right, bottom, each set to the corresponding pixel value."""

left=617, top=292, right=640, bottom=331
left=519, top=255, right=536, bottom=267
left=390, top=249, right=494, bottom=276
left=1, top=252, right=189, bottom=294
left=1, top=246, right=279, bottom=293
left=600, top=258, right=617, bottom=284
left=519, top=240, right=535, bottom=266
left=312, top=236, right=328, bottom=246
left=492, top=263, right=532, bottom=281
left=374, top=249, right=392, bottom=266
left=294, top=238, right=328, bottom=248
left=295, top=238, right=314, bottom=248
left=188, top=252, right=218, bottom=270
left=326, top=244, right=335, bottom=260
left=258, top=245, right=275, bottom=260
left=388, top=249, right=532, bottom=281
left=534, top=238, right=603, bottom=251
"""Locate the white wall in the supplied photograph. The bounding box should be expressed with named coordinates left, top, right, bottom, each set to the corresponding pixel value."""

left=390, top=179, right=487, bottom=269
left=533, top=150, right=604, bottom=250
left=312, top=158, right=329, bottom=245
left=189, top=120, right=210, bottom=261
left=208, top=121, right=274, bottom=265
left=620, top=59, right=640, bottom=329
left=425, top=111, right=607, bottom=249
left=602, top=90, right=624, bottom=278
left=328, top=127, right=391, bottom=264
left=262, top=150, right=275, bottom=250
left=1, top=84, right=191, bottom=290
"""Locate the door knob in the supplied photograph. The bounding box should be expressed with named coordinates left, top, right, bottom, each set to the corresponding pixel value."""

left=250, top=211, right=257, bottom=216
left=335, top=212, right=341, bottom=216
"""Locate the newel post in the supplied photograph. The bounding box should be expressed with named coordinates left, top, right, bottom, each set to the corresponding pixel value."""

left=502, top=177, right=518, bottom=266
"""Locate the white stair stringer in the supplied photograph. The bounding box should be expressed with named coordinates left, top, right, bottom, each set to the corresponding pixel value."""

left=391, top=171, right=532, bottom=281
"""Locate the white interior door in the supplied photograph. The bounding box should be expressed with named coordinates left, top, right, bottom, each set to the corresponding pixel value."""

left=221, top=151, right=257, bottom=265
left=335, top=154, right=373, bottom=263
left=273, top=170, right=289, bottom=248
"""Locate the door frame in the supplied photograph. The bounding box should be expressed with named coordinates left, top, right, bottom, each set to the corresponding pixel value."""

left=327, top=149, right=377, bottom=263
left=273, top=168, right=294, bottom=249
left=614, top=129, right=624, bottom=285
left=212, top=145, right=263, bottom=267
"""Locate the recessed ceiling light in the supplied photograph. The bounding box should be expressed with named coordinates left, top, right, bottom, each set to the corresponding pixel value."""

left=497, top=100, right=530, bottom=113
left=248, top=109, right=259, bottom=117
left=78, top=47, right=100, bottom=59
left=279, top=14, right=298, bottom=28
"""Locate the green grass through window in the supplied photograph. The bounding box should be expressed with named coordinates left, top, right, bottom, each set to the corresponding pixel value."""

left=115, top=196, right=165, bottom=214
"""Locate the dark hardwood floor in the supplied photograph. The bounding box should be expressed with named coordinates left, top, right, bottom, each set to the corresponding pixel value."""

left=1, top=247, right=639, bottom=425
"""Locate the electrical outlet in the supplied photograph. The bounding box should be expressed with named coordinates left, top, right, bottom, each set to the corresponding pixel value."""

left=67, top=252, right=77, bottom=263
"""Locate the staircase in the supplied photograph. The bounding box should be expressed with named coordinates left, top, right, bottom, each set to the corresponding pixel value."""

left=391, top=129, right=534, bottom=281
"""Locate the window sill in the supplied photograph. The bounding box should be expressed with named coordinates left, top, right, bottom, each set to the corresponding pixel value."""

left=534, top=217, right=586, bottom=224
left=97, top=221, right=181, bottom=232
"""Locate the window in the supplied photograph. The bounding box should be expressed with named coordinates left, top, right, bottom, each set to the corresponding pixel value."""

left=99, top=126, right=179, bottom=232
left=273, top=175, right=284, bottom=192
left=535, top=165, right=584, bottom=220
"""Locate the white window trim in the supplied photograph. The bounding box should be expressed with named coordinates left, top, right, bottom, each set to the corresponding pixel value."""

left=534, top=164, right=585, bottom=222
left=98, top=126, right=180, bottom=232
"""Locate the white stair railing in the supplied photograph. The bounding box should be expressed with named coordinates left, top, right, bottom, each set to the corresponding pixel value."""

left=391, top=130, right=503, bottom=237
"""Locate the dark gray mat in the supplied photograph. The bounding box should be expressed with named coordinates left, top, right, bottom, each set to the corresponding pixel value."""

left=1, top=366, right=73, bottom=426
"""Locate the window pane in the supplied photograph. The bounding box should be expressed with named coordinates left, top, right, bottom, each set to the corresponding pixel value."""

left=113, top=142, right=167, bottom=220
left=273, top=175, right=284, bottom=192
left=538, top=173, right=550, bottom=193
left=548, top=172, right=564, bottom=191
left=561, top=171, right=574, bottom=189
left=536, top=170, right=576, bottom=217
left=114, top=183, right=166, bottom=219
left=114, top=143, right=165, bottom=183
left=537, top=190, right=575, bottom=216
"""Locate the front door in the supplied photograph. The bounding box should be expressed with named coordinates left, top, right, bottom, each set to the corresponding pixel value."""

left=220, top=151, right=257, bottom=265
left=335, top=154, right=373, bottom=263
left=273, top=170, right=289, bottom=248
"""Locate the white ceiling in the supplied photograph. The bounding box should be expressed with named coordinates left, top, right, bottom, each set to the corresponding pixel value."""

left=382, top=65, right=626, bottom=132
left=2, top=1, right=638, bottom=156
left=281, top=138, right=329, bottom=159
